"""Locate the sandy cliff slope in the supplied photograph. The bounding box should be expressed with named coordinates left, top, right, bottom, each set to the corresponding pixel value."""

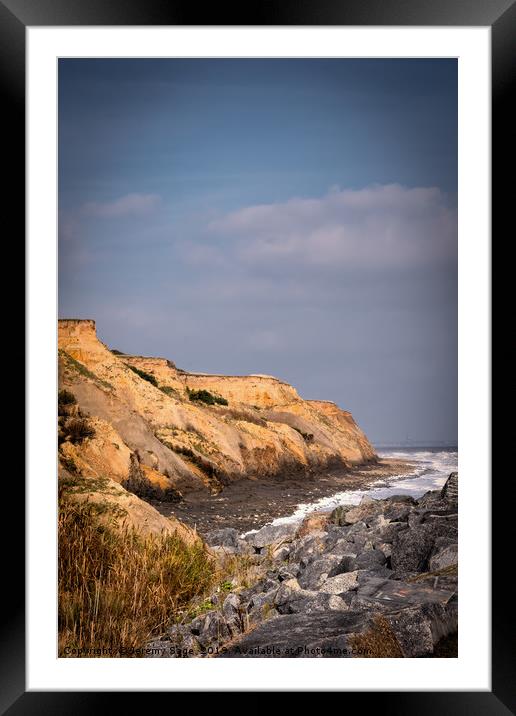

left=58, top=319, right=376, bottom=498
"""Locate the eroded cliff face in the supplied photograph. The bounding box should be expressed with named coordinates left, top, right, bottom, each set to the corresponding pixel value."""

left=58, top=319, right=376, bottom=498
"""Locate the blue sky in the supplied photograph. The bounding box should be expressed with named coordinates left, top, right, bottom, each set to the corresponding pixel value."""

left=59, top=59, right=457, bottom=445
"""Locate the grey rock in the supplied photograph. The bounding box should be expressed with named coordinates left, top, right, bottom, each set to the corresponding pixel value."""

left=391, top=525, right=436, bottom=573
left=287, top=592, right=350, bottom=614
left=374, top=541, right=392, bottom=559
left=384, top=503, right=412, bottom=522
left=277, top=565, right=299, bottom=581
left=355, top=576, right=456, bottom=609
left=247, top=588, right=278, bottom=613
left=189, top=610, right=232, bottom=648
left=343, top=498, right=384, bottom=526
left=440, top=472, right=458, bottom=503
left=219, top=611, right=372, bottom=658
left=384, top=600, right=458, bottom=657
left=274, top=578, right=317, bottom=614
left=318, top=571, right=359, bottom=594
left=356, top=566, right=393, bottom=582
left=346, top=520, right=368, bottom=535
left=326, top=538, right=358, bottom=559
left=222, top=593, right=241, bottom=621
left=289, top=533, right=327, bottom=567
left=247, top=588, right=279, bottom=623
left=297, top=554, right=345, bottom=590
left=325, top=524, right=351, bottom=542
left=386, top=494, right=417, bottom=505
left=246, top=522, right=298, bottom=549
left=352, top=549, right=387, bottom=571
left=272, top=544, right=291, bottom=561
left=429, top=543, right=458, bottom=571
left=378, top=521, right=409, bottom=543
left=205, top=527, right=241, bottom=548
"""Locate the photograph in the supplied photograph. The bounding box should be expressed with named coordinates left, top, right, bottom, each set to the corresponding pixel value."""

left=57, top=57, right=459, bottom=660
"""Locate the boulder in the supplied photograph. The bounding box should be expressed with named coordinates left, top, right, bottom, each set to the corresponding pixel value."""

left=222, top=593, right=242, bottom=628
left=297, top=554, right=345, bottom=590
left=354, top=576, right=456, bottom=609
left=245, top=522, right=298, bottom=549
left=296, top=512, right=330, bottom=538
left=205, top=527, right=251, bottom=555
left=326, top=538, right=358, bottom=559
left=188, top=610, right=232, bottom=649
left=383, top=503, right=412, bottom=522
left=289, top=533, right=327, bottom=568
left=271, top=544, right=291, bottom=561
left=440, top=472, right=458, bottom=503
left=374, top=542, right=392, bottom=559
left=383, top=600, right=458, bottom=658
left=343, top=498, right=384, bottom=526
left=246, top=588, right=279, bottom=623
left=352, top=549, right=387, bottom=571
left=429, top=543, right=458, bottom=571
left=386, top=494, right=416, bottom=505
left=318, top=571, right=359, bottom=594
left=286, top=592, right=350, bottom=614
left=378, top=521, right=409, bottom=544
left=219, top=611, right=373, bottom=658
left=391, top=525, right=436, bottom=573
left=205, top=527, right=240, bottom=548
left=274, top=578, right=318, bottom=614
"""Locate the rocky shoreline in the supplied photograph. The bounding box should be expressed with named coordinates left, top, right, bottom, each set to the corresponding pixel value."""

left=152, top=457, right=415, bottom=535
left=147, top=471, right=458, bottom=659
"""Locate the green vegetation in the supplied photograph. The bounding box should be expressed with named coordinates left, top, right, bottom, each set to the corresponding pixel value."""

left=159, top=385, right=180, bottom=398
left=158, top=438, right=223, bottom=485
left=111, top=349, right=126, bottom=355
left=127, top=364, right=158, bottom=387
left=59, top=454, right=79, bottom=475
left=187, top=387, right=228, bottom=406
left=59, top=350, right=113, bottom=390
left=58, top=472, right=120, bottom=497
left=58, top=492, right=215, bottom=657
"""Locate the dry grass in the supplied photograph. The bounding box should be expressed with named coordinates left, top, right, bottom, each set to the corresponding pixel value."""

left=408, top=563, right=458, bottom=582
left=348, top=614, right=404, bottom=658
left=58, top=494, right=216, bottom=657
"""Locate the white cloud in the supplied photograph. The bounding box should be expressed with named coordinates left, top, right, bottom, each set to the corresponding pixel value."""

left=82, top=193, right=161, bottom=218
left=208, top=184, right=457, bottom=270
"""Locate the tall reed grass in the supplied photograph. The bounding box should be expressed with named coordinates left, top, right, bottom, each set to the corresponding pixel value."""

left=58, top=495, right=215, bottom=657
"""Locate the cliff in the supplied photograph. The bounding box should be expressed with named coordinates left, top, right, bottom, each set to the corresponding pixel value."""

left=58, top=319, right=376, bottom=501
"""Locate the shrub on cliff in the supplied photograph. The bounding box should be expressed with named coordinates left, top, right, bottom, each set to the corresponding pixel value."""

left=127, top=364, right=158, bottom=387
left=58, top=389, right=77, bottom=407
left=58, top=493, right=215, bottom=656
left=159, top=385, right=179, bottom=398
left=64, top=417, right=96, bottom=444
left=187, top=387, right=228, bottom=406
left=58, top=390, right=78, bottom=419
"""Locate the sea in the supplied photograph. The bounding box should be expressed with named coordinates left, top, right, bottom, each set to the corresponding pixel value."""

left=270, top=446, right=458, bottom=527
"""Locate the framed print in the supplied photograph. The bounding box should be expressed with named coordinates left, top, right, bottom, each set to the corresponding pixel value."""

left=7, top=0, right=511, bottom=708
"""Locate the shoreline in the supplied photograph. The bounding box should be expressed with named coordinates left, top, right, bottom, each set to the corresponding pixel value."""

left=152, top=457, right=416, bottom=535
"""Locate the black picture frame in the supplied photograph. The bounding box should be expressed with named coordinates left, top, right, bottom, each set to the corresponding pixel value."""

left=7, top=0, right=511, bottom=709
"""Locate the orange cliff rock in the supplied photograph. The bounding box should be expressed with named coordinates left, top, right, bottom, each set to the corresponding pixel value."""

left=58, top=319, right=377, bottom=500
